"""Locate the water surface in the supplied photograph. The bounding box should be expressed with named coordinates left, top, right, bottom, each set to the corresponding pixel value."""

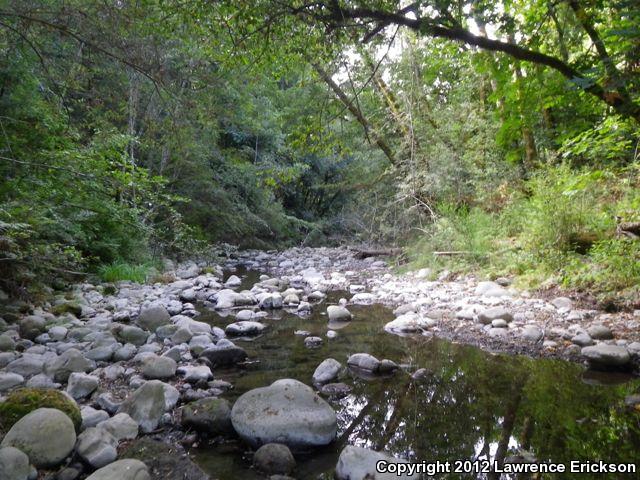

left=192, top=270, right=640, bottom=479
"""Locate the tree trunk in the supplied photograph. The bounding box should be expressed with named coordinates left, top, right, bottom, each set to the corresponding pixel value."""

left=311, top=62, right=396, bottom=165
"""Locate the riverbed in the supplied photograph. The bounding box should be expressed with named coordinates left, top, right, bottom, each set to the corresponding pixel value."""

left=191, top=267, right=640, bottom=479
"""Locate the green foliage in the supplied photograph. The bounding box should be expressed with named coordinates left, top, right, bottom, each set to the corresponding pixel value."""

left=98, top=262, right=156, bottom=283
left=0, top=388, right=82, bottom=434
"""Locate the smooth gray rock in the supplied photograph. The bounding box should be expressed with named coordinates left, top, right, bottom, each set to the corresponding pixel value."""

left=5, top=354, right=44, bottom=377
left=46, top=349, right=95, bottom=383
left=141, top=355, right=177, bottom=380
left=114, top=343, right=137, bottom=361
left=475, top=281, right=510, bottom=297
left=117, top=380, right=168, bottom=432
left=347, top=353, right=381, bottom=372
left=118, top=327, right=148, bottom=347
left=97, top=413, right=138, bottom=442
left=253, top=443, right=296, bottom=475
left=327, top=305, right=351, bottom=322
left=0, top=372, right=24, bottom=391
left=551, top=297, right=573, bottom=310
left=67, top=372, right=99, bottom=399
left=521, top=326, right=543, bottom=342
left=582, top=345, right=631, bottom=368
left=0, top=446, right=30, bottom=480
left=76, top=427, right=118, bottom=469
left=384, top=313, right=435, bottom=333
left=225, top=321, right=266, bottom=336
left=136, top=305, right=170, bottom=332
left=176, top=365, right=212, bottom=383
left=81, top=406, right=110, bottom=431
left=304, top=336, right=323, bottom=348
left=85, top=459, right=150, bottom=480
left=335, top=445, right=418, bottom=480
left=199, top=341, right=247, bottom=367
left=572, top=333, right=594, bottom=347
left=1, top=408, right=76, bottom=468
left=478, top=307, right=513, bottom=324
left=312, top=358, right=342, bottom=384
left=587, top=325, right=614, bottom=340
left=231, top=379, right=337, bottom=449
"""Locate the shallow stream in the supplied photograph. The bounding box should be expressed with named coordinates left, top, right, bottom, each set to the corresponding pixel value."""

left=191, top=269, right=640, bottom=479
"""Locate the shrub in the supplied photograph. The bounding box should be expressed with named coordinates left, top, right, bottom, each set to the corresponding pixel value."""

left=98, top=262, right=156, bottom=283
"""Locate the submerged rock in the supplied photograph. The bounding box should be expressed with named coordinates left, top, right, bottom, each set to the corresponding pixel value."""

left=230, top=379, right=337, bottom=448
left=384, top=313, right=435, bottom=333
left=180, top=397, right=232, bottom=434
left=347, top=353, right=381, bottom=372
left=327, top=305, right=352, bottom=322
left=335, top=445, right=418, bottom=480
left=312, top=358, right=342, bottom=384
left=581, top=345, right=630, bottom=368
left=253, top=443, right=296, bottom=475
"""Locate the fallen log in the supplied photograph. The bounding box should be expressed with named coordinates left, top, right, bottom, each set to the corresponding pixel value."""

left=352, top=248, right=403, bottom=259
left=617, top=221, right=640, bottom=240
left=433, top=251, right=475, bottom=256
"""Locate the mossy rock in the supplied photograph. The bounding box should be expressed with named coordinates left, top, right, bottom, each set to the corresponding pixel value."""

left=50, top=302, right=82, bottom=317
left=0, top=388, right=81, bottom=435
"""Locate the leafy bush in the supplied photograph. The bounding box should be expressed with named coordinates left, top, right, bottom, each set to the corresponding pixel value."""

left=98, top=262, right=156, bottom=283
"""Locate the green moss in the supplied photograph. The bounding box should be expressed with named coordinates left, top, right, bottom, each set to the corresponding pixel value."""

left=0, top=388, right=82, bottom=434
left=50, top=302, right=82, bottom=317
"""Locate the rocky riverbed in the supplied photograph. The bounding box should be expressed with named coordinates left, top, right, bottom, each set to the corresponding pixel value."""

left=1, top=246, right=639, bottom=480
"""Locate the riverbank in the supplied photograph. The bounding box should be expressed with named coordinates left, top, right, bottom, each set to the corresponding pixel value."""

left=1, top=246, right=639, bottom=480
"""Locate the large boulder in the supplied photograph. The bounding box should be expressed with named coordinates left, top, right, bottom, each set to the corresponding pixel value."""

left=312, top=358, right=342, bottom=384
left=581, top=345, right=631, bottom=368
left=231, top=379, right=337, bottom=449
left=180, top=397, right=232, bottom=434
left=85, top=459, right=150, bottom=480
left=0, top=446, right=30, bottom=480
left=117, top=380, right=167, bottom=432
left=136, top=305, right=170, bottom=332
left=335, top=445, right=418, bottom=480
left=1, top=408, right=76, bottom=468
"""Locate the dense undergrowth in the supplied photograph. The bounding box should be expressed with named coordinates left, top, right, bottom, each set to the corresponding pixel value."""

left=406, top=162, right=640, bottom=307
left=1, top=1, right=639, bottom=303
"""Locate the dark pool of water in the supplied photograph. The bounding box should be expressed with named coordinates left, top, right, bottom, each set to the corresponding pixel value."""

left=192, top=269, right=640, bottom=479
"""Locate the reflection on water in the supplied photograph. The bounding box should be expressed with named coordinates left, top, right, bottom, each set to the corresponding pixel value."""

left=193, top=270, right=640, bottom=479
